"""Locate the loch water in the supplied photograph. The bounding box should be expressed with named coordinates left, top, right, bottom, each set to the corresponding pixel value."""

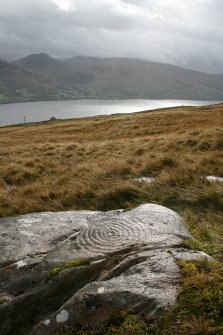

left=0, top=99, right=220, bottom=127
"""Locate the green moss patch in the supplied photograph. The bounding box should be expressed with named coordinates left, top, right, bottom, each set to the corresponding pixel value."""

left=0, top=297, right=6, bottom=304
left=50, top=259, right=90, bottom=278
left=50, top=267, right=62, bottom=277
left=65, top=259, right=90, bottom=268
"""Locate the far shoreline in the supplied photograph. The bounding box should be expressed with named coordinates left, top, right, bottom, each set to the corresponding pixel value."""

left=0, top=99, right=222, bottom=128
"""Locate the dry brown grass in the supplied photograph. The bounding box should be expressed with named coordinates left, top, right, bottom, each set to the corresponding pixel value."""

left=0, top=104, right=222, bottom=217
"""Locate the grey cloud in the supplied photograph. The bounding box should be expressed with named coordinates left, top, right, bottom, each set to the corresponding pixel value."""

left=0, top=0, right=222, bottom=73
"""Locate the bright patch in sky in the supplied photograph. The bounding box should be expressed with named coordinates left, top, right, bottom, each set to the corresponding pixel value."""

left=51, top=0, right=75, bottom=11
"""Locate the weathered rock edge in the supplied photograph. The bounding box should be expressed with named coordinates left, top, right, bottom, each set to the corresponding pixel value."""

left=0, top=204, right=211, bottom=335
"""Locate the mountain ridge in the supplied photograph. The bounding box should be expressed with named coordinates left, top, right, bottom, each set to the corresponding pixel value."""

left=14, top=53, right=71, bottom=72
left=0, top=53, right=222, bottom=103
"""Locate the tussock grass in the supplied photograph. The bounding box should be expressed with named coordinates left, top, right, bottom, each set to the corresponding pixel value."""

left=0, top=103, right=223, bottom=334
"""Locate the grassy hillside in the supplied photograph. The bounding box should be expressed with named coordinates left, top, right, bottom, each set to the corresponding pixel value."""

left=0, top=104, right=223, bottom=334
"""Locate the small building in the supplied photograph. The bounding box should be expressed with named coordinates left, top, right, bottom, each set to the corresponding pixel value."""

left=50, top=117, right=56, bottom=121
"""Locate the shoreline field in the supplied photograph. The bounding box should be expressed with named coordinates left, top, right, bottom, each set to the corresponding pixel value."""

left=0, top=99, right=221, bottom=127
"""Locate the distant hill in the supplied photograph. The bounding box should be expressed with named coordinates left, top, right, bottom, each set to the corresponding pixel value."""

left=14, top=53, right=70, bottom=72
left=0, top=59, right=58, bottom=103
left=63, top=56, right=223, bottom=100
left=0, top=53, right=223, bottom=103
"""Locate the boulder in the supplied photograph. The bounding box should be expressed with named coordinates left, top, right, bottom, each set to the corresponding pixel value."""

left=0, top=204, right=211, bottom=334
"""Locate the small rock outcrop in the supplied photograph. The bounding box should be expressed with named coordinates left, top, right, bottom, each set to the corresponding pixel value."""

left=0, top=204, right=211, bottom=335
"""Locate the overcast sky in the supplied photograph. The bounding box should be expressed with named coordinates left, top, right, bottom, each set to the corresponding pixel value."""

left=0, top=0, right=223, bottom=73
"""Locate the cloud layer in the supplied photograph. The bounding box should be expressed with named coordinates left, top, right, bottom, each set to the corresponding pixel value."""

left=0, top=0, right=222, bottom=72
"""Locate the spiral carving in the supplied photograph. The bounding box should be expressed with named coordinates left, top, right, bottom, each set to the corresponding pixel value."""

left=73, top=210, right=174, bottom=255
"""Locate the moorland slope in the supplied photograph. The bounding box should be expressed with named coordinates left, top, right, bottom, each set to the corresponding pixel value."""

left=0, top=104, right=222, bottom=333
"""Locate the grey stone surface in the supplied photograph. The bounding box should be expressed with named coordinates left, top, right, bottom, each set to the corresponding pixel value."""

left=0, top=204, right=211, bottom=334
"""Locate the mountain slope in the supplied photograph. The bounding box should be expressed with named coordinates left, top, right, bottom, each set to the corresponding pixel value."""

left=64, top=57, right=223, bottom=100
left=0, top=60, right=59, bottom=103
left=1, top=54, right=223, bottom=103
left=0, top=59, right=52, bottom=87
